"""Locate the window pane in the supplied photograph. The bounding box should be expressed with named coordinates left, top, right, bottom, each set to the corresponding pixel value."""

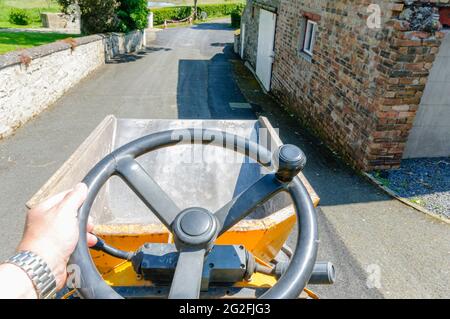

left=303, top=20, right=316, bottom=55
left=309, top=23, right=316, bottom=52
left=304, top=21, right=312, bottom=51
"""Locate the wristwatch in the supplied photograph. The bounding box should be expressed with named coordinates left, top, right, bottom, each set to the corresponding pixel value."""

left=5, top=251, right=57, bottom=299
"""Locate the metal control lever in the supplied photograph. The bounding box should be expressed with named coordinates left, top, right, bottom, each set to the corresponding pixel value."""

left=271, top=261, right=336, bottom=285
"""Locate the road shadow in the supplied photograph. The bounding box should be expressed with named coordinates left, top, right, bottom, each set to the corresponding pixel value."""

left=176, top=42, right=255, bottom=119
left=210, top=42, right=230, bottom=47
left=106, top=46, right=172, bottom=64
left=143, top=46, right=172, bottom=53
left=191, top=22, right=234, bottom=31
left=106, top=53, right=146, bottom=64
left=175, top=37, right=264, bottom=216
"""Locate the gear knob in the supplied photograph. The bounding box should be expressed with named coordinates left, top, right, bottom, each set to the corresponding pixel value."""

left=275, top=144, right=306, bottom=182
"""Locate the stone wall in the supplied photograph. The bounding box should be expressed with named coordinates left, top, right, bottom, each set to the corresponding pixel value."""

left=40, top=12, right=81, bottom=33
left=0, top=30, right=145, bottom=139
left=268, top=0, right=444, bottom=170
left=105, top=31, right=146, bottom=58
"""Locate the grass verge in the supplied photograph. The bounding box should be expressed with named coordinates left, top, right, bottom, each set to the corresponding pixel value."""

left=0, top=0, right=60, bottom=29
left=0, top=31, right=79, bottom=54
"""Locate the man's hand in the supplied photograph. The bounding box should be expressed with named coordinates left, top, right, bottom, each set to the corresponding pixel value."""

left=17, top=183, right=97, bottom=290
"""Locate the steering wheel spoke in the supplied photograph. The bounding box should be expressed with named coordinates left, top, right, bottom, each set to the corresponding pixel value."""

left=168, top=248, right=206, bottom=299
left=214, top=173, right=285, bottom=236
left=72, top=129, right=318, bottom=300
left=116, top=157, right=180, bottom=228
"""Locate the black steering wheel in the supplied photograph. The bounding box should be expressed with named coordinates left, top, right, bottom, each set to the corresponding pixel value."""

left=70, top=129, right=318, bottom=299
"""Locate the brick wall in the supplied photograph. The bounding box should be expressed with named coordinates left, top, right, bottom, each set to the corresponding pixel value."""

left=269, top=0, right=444, bottom=171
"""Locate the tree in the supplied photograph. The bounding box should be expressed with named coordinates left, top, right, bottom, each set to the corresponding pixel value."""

left=116, top=0, right=149, bottom=32
left=58, top=0, right=119, bottom=34
left=193, top=0, right=198, bottom=20
left=57, top=0, right=148, bottom=34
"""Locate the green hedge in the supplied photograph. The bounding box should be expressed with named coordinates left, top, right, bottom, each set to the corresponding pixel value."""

left=151, top=6, right=193, bottom=25
left=230, top=7, right=242, bottom=28
left=151, top=2, right=244, bottom=25
left=197, top=3, right=244, bottom=18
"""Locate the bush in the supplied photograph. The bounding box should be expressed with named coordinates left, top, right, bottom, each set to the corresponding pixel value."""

left=58, top=0, right=119, bottom=34
left=58, top=0, right=148, bottom=34
left=230, top=7, right=242, bottom=28
left=116, top=0, right=149, bottom=32
left=151, top=3, right=244, bottom=25
left=9, top=8, right=33, bottom=26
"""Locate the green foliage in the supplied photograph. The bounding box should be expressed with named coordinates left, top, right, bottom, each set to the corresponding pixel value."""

left=151, top=3, right=244, bottom=25
left=8, top=8, right=32, bottom=25
left=0, top=1, right=61, bottom=29
left=58, top=0, right=119, bottom=34
left=230, top=6, right=242, bottom=28
left=152, top=6, right=193, bottom=25
left=410, top=198, right=425, bottom=206
left=115, top=0, right=149, bottom=33
left=0, top=31, right=80, bottom=55
left=373, top=171, right=390, bottom=187
left=58, top=0, right=148, bottom=34
left=197, top=3, right=244, bottom=18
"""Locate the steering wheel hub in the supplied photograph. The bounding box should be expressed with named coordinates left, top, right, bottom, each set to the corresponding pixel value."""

left=172, top=207, right=218, bottom=248
left=180, top=209, right=212, bottom=236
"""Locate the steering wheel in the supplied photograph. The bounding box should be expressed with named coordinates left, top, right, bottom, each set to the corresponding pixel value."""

left=70, top=129, right=318, bottom=299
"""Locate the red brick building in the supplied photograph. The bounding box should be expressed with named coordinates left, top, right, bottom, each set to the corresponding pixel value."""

left=237, top=0, right=448, bottom=171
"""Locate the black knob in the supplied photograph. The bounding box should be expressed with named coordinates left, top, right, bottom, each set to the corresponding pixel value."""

left=180, top=209, right=212, bottom=236
left=275, top=144, right=306, bottom=182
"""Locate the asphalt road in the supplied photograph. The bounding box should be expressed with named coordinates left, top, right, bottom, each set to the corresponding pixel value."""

left=0, top=19, right=449, bottom=299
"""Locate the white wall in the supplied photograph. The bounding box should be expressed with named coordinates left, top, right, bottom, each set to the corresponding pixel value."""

left=404, top=31, right=450, bottom=158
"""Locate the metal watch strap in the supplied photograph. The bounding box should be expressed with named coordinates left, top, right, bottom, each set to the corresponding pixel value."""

left=6, top=251, right=57, bottom=299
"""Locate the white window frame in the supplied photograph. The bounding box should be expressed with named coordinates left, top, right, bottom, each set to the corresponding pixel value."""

left=303, top=20, right=317, bottom=56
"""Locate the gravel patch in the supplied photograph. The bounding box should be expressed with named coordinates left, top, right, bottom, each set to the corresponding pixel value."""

left=371, top=157, right=450, bottom=219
